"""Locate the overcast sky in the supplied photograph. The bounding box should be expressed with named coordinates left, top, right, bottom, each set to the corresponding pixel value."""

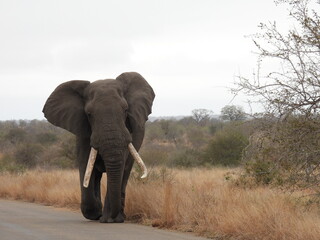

left=0, top=0, right=291, bottom=120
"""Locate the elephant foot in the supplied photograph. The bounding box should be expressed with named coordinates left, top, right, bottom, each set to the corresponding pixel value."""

left=121, top=210, right=126, bottom=220
left=83, top=211, right=102, bottom=220
left=99, top=212, right=125, bottom=223
left=81, top=203, right=102, bottom=220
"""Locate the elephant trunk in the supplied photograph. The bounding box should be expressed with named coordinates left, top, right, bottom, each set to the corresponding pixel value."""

left=102, top=151, right=124, bottom=219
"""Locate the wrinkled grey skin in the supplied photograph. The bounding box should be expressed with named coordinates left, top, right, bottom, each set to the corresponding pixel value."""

left=43, top=72, right=155, bottom=223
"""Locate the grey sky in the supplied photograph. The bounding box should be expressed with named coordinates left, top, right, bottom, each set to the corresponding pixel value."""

left=0, top=0, right=289, bottom=120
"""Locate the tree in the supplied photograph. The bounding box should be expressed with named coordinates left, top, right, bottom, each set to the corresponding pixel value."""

left=202, top=125, right=248, bottom=166
left=220, top=105, right=246, bottom=121
left=235, top=0, right=320, bottom=188
left=192, top=109, right=213, bottom=126
left=235, top=0, right=320, bottom=118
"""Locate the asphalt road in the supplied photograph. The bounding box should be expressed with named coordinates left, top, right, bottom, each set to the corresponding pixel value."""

left=0, top=199, right=207, bottom=240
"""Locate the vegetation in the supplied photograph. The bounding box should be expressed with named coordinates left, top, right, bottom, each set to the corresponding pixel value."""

left=220, top=105, right=246, bottom=121
left=0, top=0, right=314, bottom=194
left=0, top=107, right=251, bottom=173
left=141, top=111, right=250, bottom=168
left=237, top=0, right=320, bottom=117
left=0, top=120, right=76, bottom=172
left=191, top=108, right=213, bottom=126
left=234, top=0, right=320, bottom=193
left=1, top=168, right=320, bottom=240
left=203, top=124, right=249, bottom=166
left=1, top=2, right=320, bottom=239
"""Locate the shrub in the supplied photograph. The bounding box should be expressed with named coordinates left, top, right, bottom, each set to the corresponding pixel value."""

left=203, top=125, right=248, bottom=166
left=4, top=128, right=26, bottom=144
left=0, top=154, right=26, bottom=173
left=186, top=126, right=209, bottom=149
left=35, top=133, right=58, bottom=145
left=140, top=146, right=170, bottom=166
left=38, top=145, right=75, bottom=169
left=59, top=134, right=76, bottom=163
left=145, top=122, right=165, bottom=142
left=14, top=143, right=43, bottom=168
left=208, top=121, right=224, bottom=135
left=170, top=149, right=202, bottom=168
left=244, top=160, right=279, bottom=185
left=243, top=117, right=320, bottom=188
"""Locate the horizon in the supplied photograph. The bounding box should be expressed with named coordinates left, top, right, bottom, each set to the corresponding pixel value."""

left=0, top=113, right=223, bottom=122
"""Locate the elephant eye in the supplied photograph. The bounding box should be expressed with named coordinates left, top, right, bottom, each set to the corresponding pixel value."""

left=87, top=112, right=92, bottom=118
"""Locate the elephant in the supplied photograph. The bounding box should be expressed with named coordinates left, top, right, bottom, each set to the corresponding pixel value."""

left=43, top=72, right=155, bottom=223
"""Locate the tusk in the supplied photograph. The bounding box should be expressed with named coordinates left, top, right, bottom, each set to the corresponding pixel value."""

left=83, top=144, right=147, bottom=187
left=83, top=147, right=98, bottom=188
left=128, top=143, right=148, bottom=179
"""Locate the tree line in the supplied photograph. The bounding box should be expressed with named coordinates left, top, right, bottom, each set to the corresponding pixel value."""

left=0, top=105, right=249, bottom=172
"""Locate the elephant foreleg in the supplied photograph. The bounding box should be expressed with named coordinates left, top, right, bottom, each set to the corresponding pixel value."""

left=80, top=169, right=103, bottom=220
left=99, top=185, right=124, bottom=223
left=120, top=155, right=134, bottom=219
left=77, top=138, right=103, bottom=220
left=120, top=130, right=145, bottom=219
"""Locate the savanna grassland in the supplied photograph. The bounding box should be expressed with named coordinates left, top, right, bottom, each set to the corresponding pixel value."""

left=1, top=168, right=320, bottom=240
left=2, top=117, right=320, bottom=239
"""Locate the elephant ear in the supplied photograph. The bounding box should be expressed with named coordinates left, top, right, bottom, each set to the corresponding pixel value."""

left=43, top=80, right=91, bottom=137
left=116, top=72, right=155, bottom=131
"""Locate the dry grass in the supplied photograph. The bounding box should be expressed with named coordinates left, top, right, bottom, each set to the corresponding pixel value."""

left=0, top=170, right=81, bottom=209
left=1, top=168, right=320, bottom=239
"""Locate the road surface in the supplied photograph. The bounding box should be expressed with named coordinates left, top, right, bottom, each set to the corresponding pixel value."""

left=0, top=199, right=207, bottom=240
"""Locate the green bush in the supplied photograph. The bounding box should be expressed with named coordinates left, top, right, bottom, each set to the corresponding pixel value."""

left=242, top=117, right=320, bottom=188
left=145, top=122, right=165, bottom=141
left=140, top=147, right=170, bottom=166
left=202, top=126, right=248, bottom=166
left=38, top=145, right=75, bottom=169
left=208, top=121, right=224, bottom=135
left=0, top=154, right=26, bottom=173
left=35, top=133, right=58, bottom=145
left=14, top=143, right=43, bottom=168
left=244, top=160, right=279, bottom=185
left=170, top=149, right=202, bottom=168
left=4, top=128, right=27, bottom=144
left=59, top=135, right=76, bottom=162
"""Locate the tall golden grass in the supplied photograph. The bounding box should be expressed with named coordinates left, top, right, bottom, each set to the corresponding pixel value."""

left=1, top=168, right=320, bottom=239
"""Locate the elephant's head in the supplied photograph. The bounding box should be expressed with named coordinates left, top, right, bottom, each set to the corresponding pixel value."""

left=43, top=72, right=155, bottom=221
